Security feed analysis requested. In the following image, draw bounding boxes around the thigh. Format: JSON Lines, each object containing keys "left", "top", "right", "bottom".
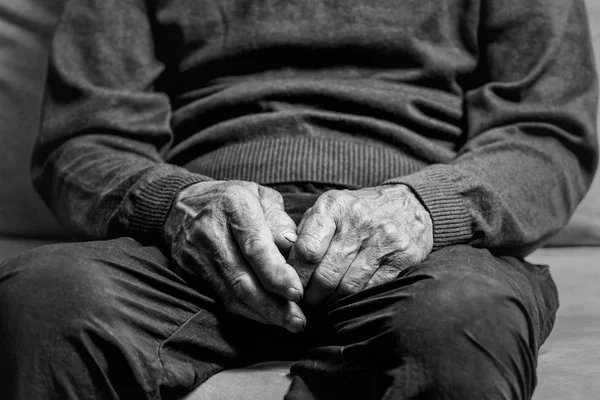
{"left": 287, "top": 245, "right": 559, "bottom": 400}
{"left": 333, "top": 245, "right": 557, "bottom": 344}
{"left": 0, "top": 237, "right": 301, "bottom": 399}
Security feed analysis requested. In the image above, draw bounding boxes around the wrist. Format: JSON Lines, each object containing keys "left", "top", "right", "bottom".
{"left": 379, "top": 183, "right": 434, "bottom": 254}
{"left": 163, "top": 180, "right": 220, "bottom": 246}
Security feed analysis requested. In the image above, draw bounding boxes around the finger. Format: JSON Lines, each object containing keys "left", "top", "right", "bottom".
{"left": 363, "top": 248, "right": 417, "bottom": 290}
{"left": 304, "top": 235, "right": 361, "bottom": 307}
{"left": 288, "top": 207, "right": 337, "bottom": 287}
{"left": 228, "top": 271, "right": 306, "bottom": 333}
{"left": 258, "top": 186, "right": 298, "bottom": 258}
{"left": 331, "top": 248, "right": 379, "bottom": 301}
{"left": 181, "top": 215, "right": 305, "bottom": 331}
{"left": 338, "top": 221, "right": 412, "bottom": 294}
{"left": 227, "top": 190, "right": 303, "bottom": 302}
{"left": 365, "top": 264, "right": 403, "bottom": 290}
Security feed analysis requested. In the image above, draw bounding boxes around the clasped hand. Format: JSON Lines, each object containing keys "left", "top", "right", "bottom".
{"left": 164, "top": 181, "right": 432, "bottom": 334}
{"left": 289, "top": 185, "right": 433, "bottom": 307}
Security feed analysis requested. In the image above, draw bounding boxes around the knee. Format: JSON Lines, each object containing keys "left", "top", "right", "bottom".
{"left": 382, "top": 272, "right": 533, "bottom": 359}
{"left": 336, "top": 272, "right": 536, "bottom": 399}
{"left": 403, "top": 275, "right": 536, "bottom": 398}
{"left": 408, "top": 272, "right": 529, "bottom": 333}
{"left": 338, "top": 270, "right": 529, "bottom": 343}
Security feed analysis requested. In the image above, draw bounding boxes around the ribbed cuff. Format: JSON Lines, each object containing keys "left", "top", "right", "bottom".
{"left": 384, "top": 165, "right": 473, "bottom": 250}
{"left": 123, "top": 166, "right": 211, "bottom": 244}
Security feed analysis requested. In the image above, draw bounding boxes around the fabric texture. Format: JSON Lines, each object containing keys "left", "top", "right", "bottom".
{"left": 0, "top": 241, "right": 597, "bottom": 400}
{"left": 0, "top": 236, "right": 558, "bottom": 400}
{"left": 31, "top": 0, "right": 598, "bottom": 256}
{"left": 182, "top": 247, "right": 600, "bottom": 400}
{"left": 1, "top": 0, "right": 600, "bottom": 246}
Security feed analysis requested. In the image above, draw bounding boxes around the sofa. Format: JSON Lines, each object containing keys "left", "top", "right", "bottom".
{"left": 1, "top": 0, "right": 599, "bottom": 399}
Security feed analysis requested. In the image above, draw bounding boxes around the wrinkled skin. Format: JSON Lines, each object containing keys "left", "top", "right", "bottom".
{"left": 164, "top": 180, "right": 306, "bottom": 333}
{"left": 289, "top": 185, "right": 433, "bottom": 307}
{"left": 164, "top": 181, "right": 433, "bottom": 332}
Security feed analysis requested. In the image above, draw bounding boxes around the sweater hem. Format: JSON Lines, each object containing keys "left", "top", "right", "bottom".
{"left": 183, "top": 137, "right": 428, "bottom": 189}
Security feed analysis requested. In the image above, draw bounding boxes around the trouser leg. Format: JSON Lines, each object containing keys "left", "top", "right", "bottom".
{"left": 0, "top": 237, "right": 302, "bottom": 400}
{"left": 286, "top": 245, "right": 559, "bottom": 400}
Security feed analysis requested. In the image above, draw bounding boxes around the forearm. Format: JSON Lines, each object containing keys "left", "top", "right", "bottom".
{"left": 387, "top": 0, "right": 599, "bottom": 256}
{"left": 32, "top": 133, "right": 209, "bottom": 243}
{"left": 388, "top": 132, "right": 596, "bottom": 256}
{"left": 32, "top": 0, "right": 215, "bottom": 243}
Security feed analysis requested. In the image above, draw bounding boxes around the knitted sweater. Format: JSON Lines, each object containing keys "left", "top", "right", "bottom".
{"left": 35, "top": 0, "right": 598, "bottom": 256}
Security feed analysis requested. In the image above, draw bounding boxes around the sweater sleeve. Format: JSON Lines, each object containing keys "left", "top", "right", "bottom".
{"left": 32, "top": 0, "right": 210, "bottom": 244}
{"left": 385, "top": 0, "right": 599, "bottom": 257}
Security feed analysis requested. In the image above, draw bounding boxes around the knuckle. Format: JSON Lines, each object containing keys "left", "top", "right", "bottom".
{"left": 348, "top": 196, "right": 368, "bottom": 214}
{"left": 371, "top": 225, "right": 408, "bottom": 251}
{"left": 240, "top": 235, "right": 269, "bottom": 260}
{"left": 221, "top": 181, "right": 240, "bottom": 194}
{"left": 300, "top": 237, "right": 323, "bottom": 264}
{"left": 324, "top": 189, "right": 342, "bottom": 200}
{"left": 224, "top": 187, "right": 244, "bottom": 204}
{"left": 259, "top": 187, "right": 285, "bottom": 214}
{"left": 349, "top": 203, "right": 371, "bottom": 229}
{"left": 316, "top": 190, "right": 343, "bottom": 212}
{"left": 380, "top": 220, "right": 400, "bottom": 239}
{"left": 222, "top": 183, "right": 253, "bottom": 206}
{"left": 230, "top": 274, "right": 253, "bottom": 300}
{"left": 263, "top": 186, "right": 284, "bottom": 203}
{"left": 328, "top": 189, "right": 346, "bottom": 199}
{"left": 194, "top": 215, "right": 216, "bottom": 234}
{"left": 314, "top": 265, "right": 340, "bottom": 289}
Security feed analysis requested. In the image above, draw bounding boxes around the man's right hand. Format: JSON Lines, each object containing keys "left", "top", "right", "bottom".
{"left": 164, "top": 180, "right": 306, "bottom": 333}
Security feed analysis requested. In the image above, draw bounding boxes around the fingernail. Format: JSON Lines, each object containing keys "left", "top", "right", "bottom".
{"left": 283, "top": 232, "right": 298, "bottom": 243}
{"left": 285, "top": 287, "right": 302, "bottom": 302}
{"left": 287, "top": 316, "right": 306, "bottom": 333}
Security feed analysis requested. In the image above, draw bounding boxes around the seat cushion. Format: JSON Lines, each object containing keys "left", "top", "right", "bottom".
{"left": 2, "top": 240, "right": 597, "bottom": 399}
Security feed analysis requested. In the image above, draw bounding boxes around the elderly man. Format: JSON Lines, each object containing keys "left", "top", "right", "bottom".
{"left": 0, "top": 0, "right": 597, "bottom": 399}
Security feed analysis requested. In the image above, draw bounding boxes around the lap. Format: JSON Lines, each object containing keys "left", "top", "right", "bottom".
{"left": 0, "top": 238, "right": 558, "bottom": 399}
{"left": 288, "top": 245, "right": 558, "bottom": 399}
{"left": 0, "top": 237, "right": 303, "bottom": 398}
{"left": 0, "top": 238, "right": 557, "bottom": 348}
{"left": 0, "top": 237, "right": 205, "bottom": 328}
{"left": 322, "top": 245, "right": 557, "bottom": 347}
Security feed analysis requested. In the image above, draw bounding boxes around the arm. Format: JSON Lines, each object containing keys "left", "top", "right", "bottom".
{"left": 33, "top": 0, "right": 305, "bottom": 332}
{"left": 387, "top": 0, "right": 599, "bottom": 256}
{"left": 289, "top": 0, "right": 598, "bottom": 306}
{"left": 33, "top": 0, "right": 207, "bottom": 244}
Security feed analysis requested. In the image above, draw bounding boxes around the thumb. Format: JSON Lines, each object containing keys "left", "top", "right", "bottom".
{"left": 258, "top": 186, "right": 298, "bottom": 258}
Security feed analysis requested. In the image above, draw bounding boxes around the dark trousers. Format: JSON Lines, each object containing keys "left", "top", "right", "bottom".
{"left": 0, "top": 185, "right": 558, "bottom": 400}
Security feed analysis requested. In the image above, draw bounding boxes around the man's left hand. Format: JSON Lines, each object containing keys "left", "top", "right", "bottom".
{"left": 288, "top": 184, "right": 433, "bottom": 307}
